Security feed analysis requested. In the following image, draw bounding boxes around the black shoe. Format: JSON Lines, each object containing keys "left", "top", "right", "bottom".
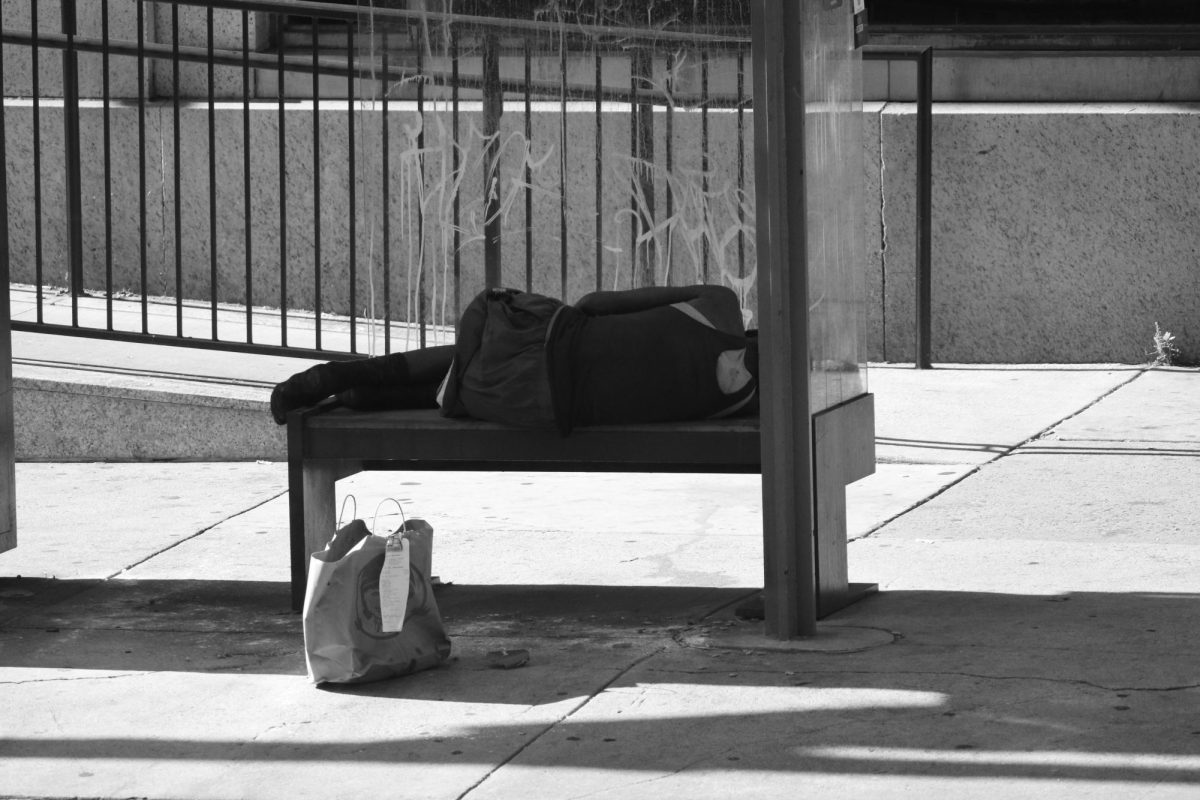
{"left": 269, "top": 366, "right": 330, "bottom": 424}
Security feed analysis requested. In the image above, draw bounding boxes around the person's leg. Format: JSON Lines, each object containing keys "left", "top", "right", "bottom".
{"left": 269, "top": 345, "right": 454, "bottom": 423}
{"left": 336, "top": 377, "right": 443, "bottom": 413}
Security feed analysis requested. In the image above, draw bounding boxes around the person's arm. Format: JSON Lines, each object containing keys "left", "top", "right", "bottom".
{"left": 573, "top": 285, "right": 718, "bottom": 316}
{"left": 575, "top": 284, "right": 746, "bottom": 335}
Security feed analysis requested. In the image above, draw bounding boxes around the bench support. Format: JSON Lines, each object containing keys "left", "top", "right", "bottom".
{"left": 287, "top": 408, "right": 361, "bottom": 609}
{"left": 813, "top": 393, "right": 877, "bottom": 617}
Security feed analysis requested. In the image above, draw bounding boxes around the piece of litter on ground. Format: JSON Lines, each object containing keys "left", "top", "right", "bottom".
{"left": 486, "top": 649, "right": 530, "bottom": 669}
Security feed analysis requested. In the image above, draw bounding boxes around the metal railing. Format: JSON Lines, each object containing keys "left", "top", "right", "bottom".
{"left": 1, "top": 0, "right": 759, "bottom": 359}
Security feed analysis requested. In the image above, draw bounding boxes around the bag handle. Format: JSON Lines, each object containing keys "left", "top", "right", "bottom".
{"left": 337, "top": 494, "right": 357, "bottom": 527}
{"left": 372, "top": 497, "right": 407, "bottom": 536}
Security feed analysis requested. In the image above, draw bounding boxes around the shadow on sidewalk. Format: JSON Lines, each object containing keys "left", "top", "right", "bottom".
{"left": 0, "top": 576, "right": 753, "bottom": 678}
{"left": 3, "top": 578, "right": 1200, "bottom": 788}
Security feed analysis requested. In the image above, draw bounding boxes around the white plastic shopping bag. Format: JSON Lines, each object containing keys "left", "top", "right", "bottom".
{"left": 301, "top": 498, "right": 451, "bottom": 685}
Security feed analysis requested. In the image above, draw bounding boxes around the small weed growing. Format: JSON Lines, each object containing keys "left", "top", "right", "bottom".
{"left": 1150, "top": 322, "right": 1180, "bottom": 366}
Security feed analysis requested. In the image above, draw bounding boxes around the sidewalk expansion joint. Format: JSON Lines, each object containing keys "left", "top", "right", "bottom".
{"left": 455, "top": 645, "right": 668, "bottom": 800}
{"left": 850, "top": 367, "right": 1152, "bottom": 543}
{"left": 107, "top": 489, "right": 290, "bottom": 580}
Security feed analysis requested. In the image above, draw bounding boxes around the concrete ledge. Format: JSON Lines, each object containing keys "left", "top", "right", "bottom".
{"left": 14, "top": 364, "right": 284, "bottom": 462}
{"left": 9, "top": 330, "right": 320, "bottom": 462}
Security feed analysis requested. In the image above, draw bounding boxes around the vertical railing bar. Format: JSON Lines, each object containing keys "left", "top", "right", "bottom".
{"left": 208, "top": 6, "right": 219, "bottom": 341}
{"left": 102, "top": 0, "right": 114, "bottom": 330}
{"left": 414, "top": 27, "right": 424, "bottom": 347}
{"left": 701, "top": 49, "right": 710, "bottom": 285}
{"left": 664, "top": 51, "right": 675, "bottom": 287}
{"left": 628, "top": 51, "right": 636, "bottom": 288}
{"left": 915, "top": 46, "right": 934, "bottom": 369}
{"left": 629, "top": 47, "right": 657, "bottom": 288}
{"left": 242, "top": 9, "right": 253, "bottom": 344}
{"left": 31, "top": 2, "right": 43, "bottom": 323}
{"left": 277, "top": 15, "right": 288, "bottom": 347}
{"left": 481, "top": 31, "right": 501, "bottom": 291}
{"left": 137, "top": 1, "right": 148, "bottom": 333}
{"left": 172, "top": 6, "right": 183, "bottom": 337}
{"left": 346, "top": 21, "right": 357, "bottom": 353}
{"left": 451, "top": 31, "right": 460, "bottom": 323}
{"left": 381, "top": 38, "right": 391, "bottom": 353}
{"left": 523, "top": 39, "right": 532, "bottom": 293}
{"left": 594, "top": 48, "right": 603, "bottom": 292}
{"left": 558, "top": 31, "right": 568, "bottom": 297}
{"left": 736, "top": 50, "right": 746, "bottom": 279}
{"left": 276, "top": 14, "right": 288, "bottom": 345}
{"left": 62, "top": 0, "right": 83, "bottom": 327}
{"left": 0, "top": 8, "right": 8, "bottom": 311}
{"left": 312, "top": 17, "right": 322, "bottom": 350}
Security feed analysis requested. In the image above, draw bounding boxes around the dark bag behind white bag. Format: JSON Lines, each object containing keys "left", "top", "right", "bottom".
{"left": 302, "top": 499, "right": 451, "bottom": 685}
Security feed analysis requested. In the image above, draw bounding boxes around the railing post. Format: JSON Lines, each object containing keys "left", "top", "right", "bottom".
{"left": 630, "top": 46, "right": 655, "bottom": 287}
{"left": 915, "top": 46, "right": 933, "bottom": 369}
{"left": 0, "top": 9, "right": 9, "bottom": 281}
{"left": 482, "top": 32, "right": 502, "bottom": 288}
{"left": 61, "top": 0, "right": 84, "bottom": 304}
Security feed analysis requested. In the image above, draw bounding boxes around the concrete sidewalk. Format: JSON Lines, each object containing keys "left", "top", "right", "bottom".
{"left": 2, "top": 354, "right": 1199, "bottom": 799}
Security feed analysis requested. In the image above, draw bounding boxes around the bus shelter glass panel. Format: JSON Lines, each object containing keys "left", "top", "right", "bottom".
{"left": 801, "top": 1, "right": 867, "bottom": 413}
{"left": 328, "top": 2, "right": 757, "bottom": 350}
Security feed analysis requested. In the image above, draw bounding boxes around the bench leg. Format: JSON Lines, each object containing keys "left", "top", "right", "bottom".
{"left": 813, "top": 393, "right": 877, "bottom": 617}
{"left": 289, "top": 459, "right": 343, "bottom": 610}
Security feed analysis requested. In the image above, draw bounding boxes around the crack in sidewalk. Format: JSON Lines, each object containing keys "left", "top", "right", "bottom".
{"left": 456, "top": 646, "right": 667, "bottom": 800}
{"left": 0, "top": 671, "right": 147, "bottom": 686}
{"left": 106, "top": 489, "right": 290, "bottom": 580}
{"left": 851, "top": 367, "right": 1151, "bottom": 543}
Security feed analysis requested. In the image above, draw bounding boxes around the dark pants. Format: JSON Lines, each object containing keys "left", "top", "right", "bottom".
{"left": 321, "top": 345, "right": 454, "bottom": 411}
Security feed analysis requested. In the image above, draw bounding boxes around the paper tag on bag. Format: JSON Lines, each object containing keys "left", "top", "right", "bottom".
{"left": 378, "top": 534, "right": 410, "bottom": 633}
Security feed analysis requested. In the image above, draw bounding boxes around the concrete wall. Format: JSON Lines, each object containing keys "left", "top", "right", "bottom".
{"left": 867, "top": 102, "right": 1200, "bottom": 364}
{"left": 6, "top": 99, "right": 1198, "bottom": 364}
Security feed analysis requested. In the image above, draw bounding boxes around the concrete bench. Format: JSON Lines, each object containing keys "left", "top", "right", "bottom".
{"left": 285, "top": 399, "right": 875, "bottom": 623}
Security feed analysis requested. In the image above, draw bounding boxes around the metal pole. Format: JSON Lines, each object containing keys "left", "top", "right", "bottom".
{"left": 915, "top": 46, "right": 933, "bottom": 369}
{"left": 62, "top": 0, "right": 84, "bottom": 307}
{"left": 750, "top": 0, "right": 817, "bottom": 639}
